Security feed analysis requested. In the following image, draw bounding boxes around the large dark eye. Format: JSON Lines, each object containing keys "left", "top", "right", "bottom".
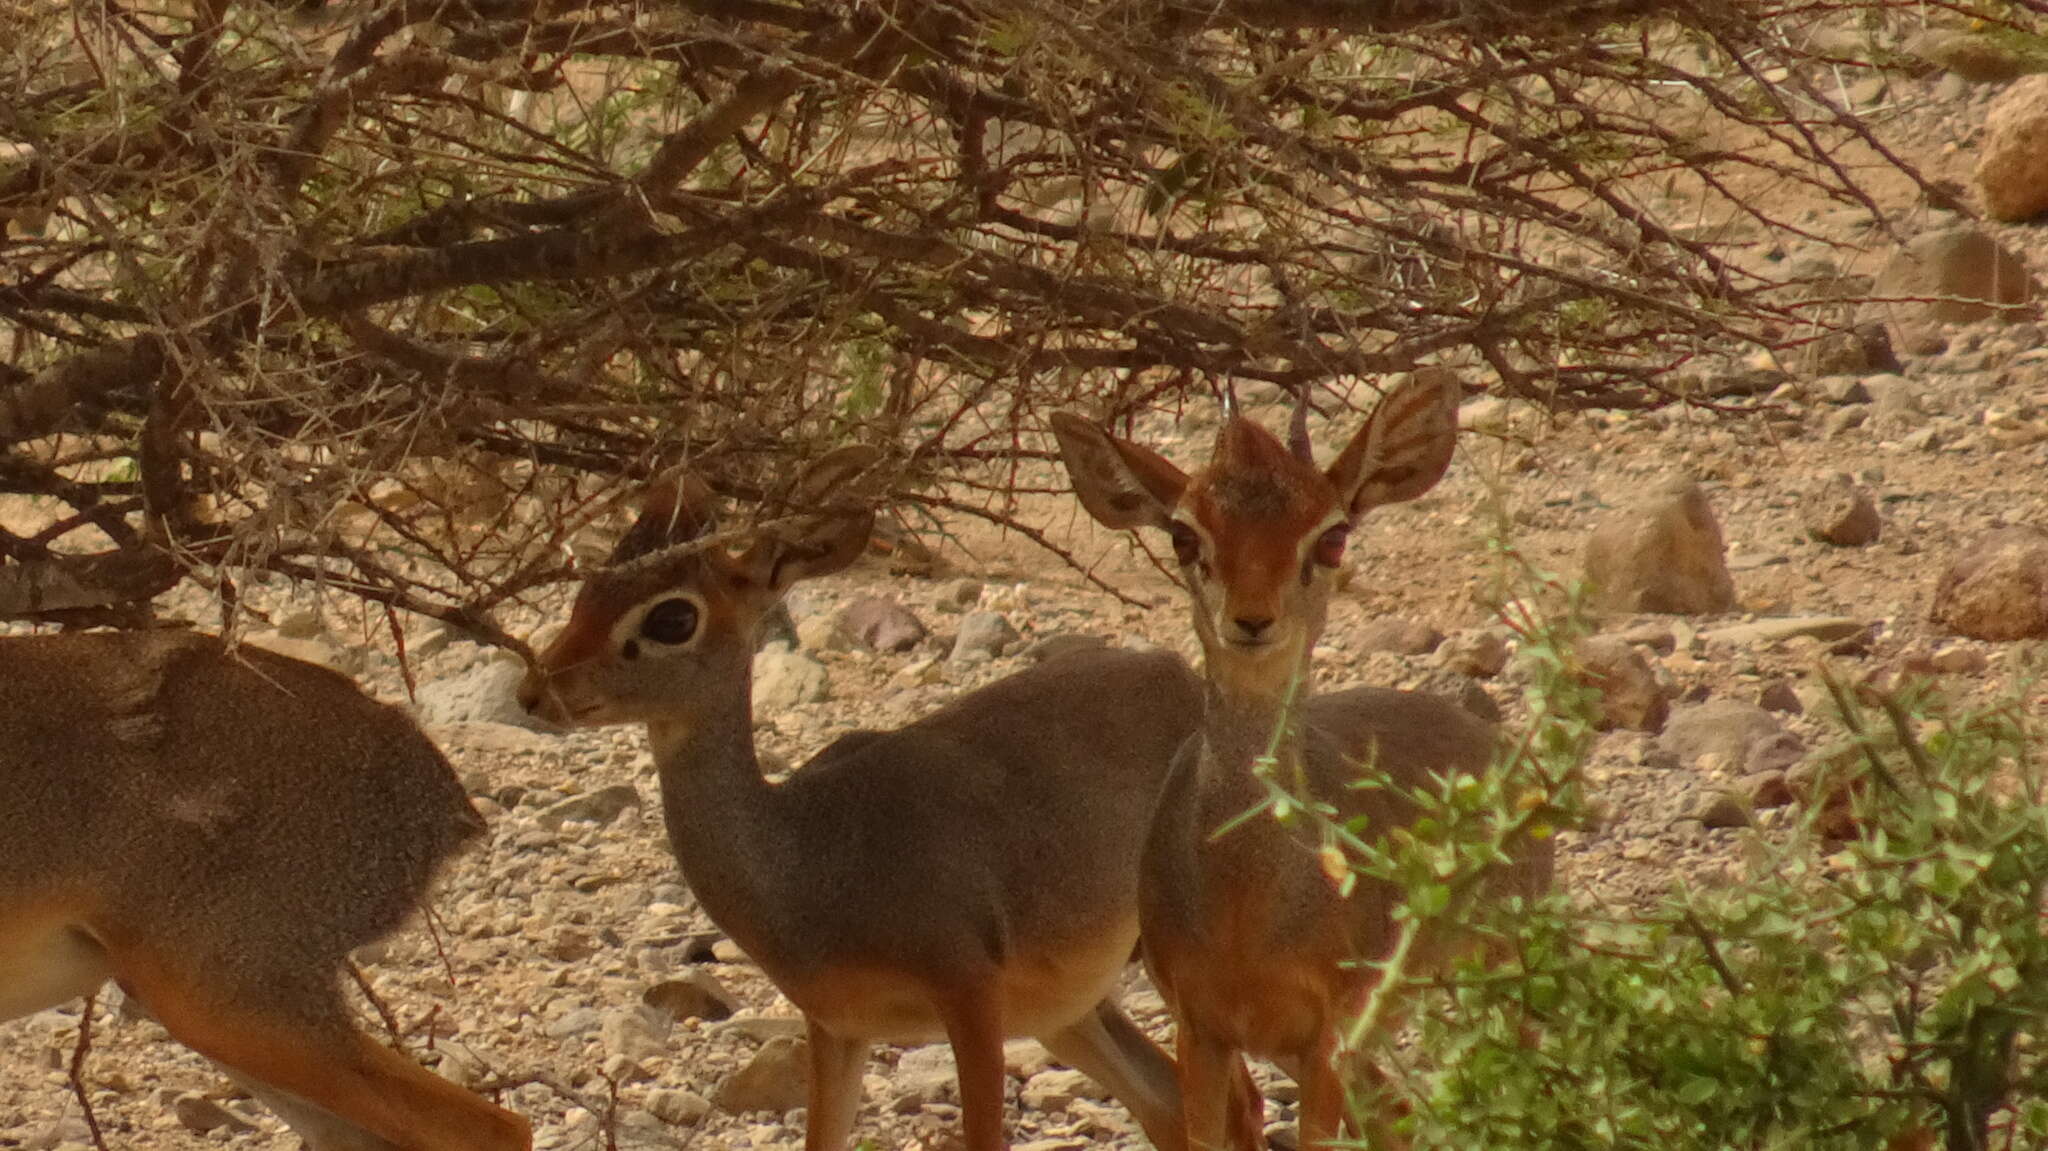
{"left": 1166, "top": 521, "right": 1202, "bottom": 568}
{"left": 639, "top": 598, "right": 700, "bottom": 645}
{"left": 1312, "top": 525, "right": 1349, "bottom": 568}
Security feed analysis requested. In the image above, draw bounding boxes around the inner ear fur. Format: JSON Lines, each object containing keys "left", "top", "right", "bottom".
{"left": 1049, "top": 411, "right": 1190, "bottom": 531}
{"left": 1323, "top": 369, "right": 1460, "bottom": 519}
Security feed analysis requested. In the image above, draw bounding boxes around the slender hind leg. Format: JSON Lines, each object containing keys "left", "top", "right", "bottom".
{"left": 1039, "top": 1000, "right": 1184, "bottom": 1151}
{"left": 804, "top": 1020, "right": 868, "bottom": 1151}
{"left": 112, "top": 944, "right": 528, "bottom": 1151}
{"left": 1179, "top": 1023, "right": 1259, "bottom": 1151}
{"left": 940, "top": 986, "right": 1008, "bottom": 1151}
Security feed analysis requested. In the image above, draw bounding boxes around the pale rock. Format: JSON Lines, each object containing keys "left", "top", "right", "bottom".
{"left": 891, "top": 657, "right": 944, "bottom": 688}
{"left": 647, "top": 1089, "right": 713, "bottom": 1126}
{"left": 752, "top": 646, "right": 830, "bottom": 710}
{"left": 841, "top": 595, "right": 927, "bottom": 652}
{"left": 537, "top": 784, "right": 642, "bottom": 830}
{"left": 1802, "top": 474, "right": 1881, "bottom": 546}
{"left": 1436, "top": 628, "right": 1509, "bottom": 678}
{"left": 796, "top": 613, "right": 853, "bottom": 653}
{"left": 1583, "top": 477, "right": 1737, "bottom": 615}
{"left": 602, "top": 1008, "right": 672, "bottom": 1063}
{"left": 951, "top": 611, "right": 1020, "bottom": 662}
{"left": 716, "top": 1037, "right": 811, "bottom": 1115}
{"left": 1932, "top": 528, "right": 2048, "bottom": 640}
{"left": 1976, "top": 75, "right": 2048, "bottom": 222}
{"left": 172, "top": 1094, "right": 257, "bottom": 1135}
{"left": 1576, "top": 636, "right": 1668, "bottom": 732}
{"left": 1659, "top": 700, "right": 1784, "bottom": 771}
{"left": 417, "top": 656, "right": 543, "bottom": 728}
{"left": 1354, "top": 616, "right": 1444, "bottom": 656}
{"left": 1021, "top": 1068, "right": 1105, "bottom": 1111}
{"left": 643, "top": 970, "right": 741, "bottom": 1023}
{"left": 1871, "top": 227, "right": 2038, "bottom": 333}
{"left": 1699, "top": 617, "right": 1866, "bottom": 647}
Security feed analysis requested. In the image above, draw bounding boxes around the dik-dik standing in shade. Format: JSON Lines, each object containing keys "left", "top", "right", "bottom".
{"left": 0, "top": 630, "right": 530, "bottom": 1151}
{"left": 517, "top": 451, "right": 1249, "bottom": 1151}
{"left": 1053, "top": 374, "right": 1554, "bottom": 1150}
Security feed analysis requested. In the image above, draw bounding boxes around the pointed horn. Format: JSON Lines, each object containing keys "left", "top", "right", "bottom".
{"left": 1288, "top": 386, "right": 1314, "bottom": 462}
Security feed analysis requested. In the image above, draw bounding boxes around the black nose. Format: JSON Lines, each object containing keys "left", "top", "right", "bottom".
{"left": 1234, "top": 616, "right": 1273, "bottom": 638}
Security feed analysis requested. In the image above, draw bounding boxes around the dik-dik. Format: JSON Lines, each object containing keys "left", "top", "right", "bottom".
{"left": 0, "top": 629, "right": 530, "bottom": 1151}
{"left": 1053, "top": 375, "right": 1555, "bottom": 1150}
{"left": 517, "top": 451, "right": 1254, "bottom": 1151}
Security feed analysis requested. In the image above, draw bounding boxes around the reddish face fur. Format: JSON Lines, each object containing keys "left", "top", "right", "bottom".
{"left": 1182, "top": 419, "right": 1345, "bottom": 650}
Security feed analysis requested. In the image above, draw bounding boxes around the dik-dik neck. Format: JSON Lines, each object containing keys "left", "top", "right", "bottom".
{"left": 1192, "top": 643, "right": 1317, "bottom": 809}
{"left": 642, "top": 656, "right": 800, "bottom": 955}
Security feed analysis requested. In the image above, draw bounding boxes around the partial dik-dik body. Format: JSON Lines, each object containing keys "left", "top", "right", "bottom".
{"left": 1055, "top": 373, "right": 1554, "bottom": 1150}
{"left": 0, "top": 630, "right": 529, "bottom": 1151}
{"left": 518, "top": 455, "right": 1234, "bottom": 1151}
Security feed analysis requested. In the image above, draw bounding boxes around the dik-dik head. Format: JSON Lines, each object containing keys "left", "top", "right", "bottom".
{"left": 1052, "top": 372, "right": 1459, "bottom": 698}
{"left": 518, "top": 447, "right": 877, "bottom": 728}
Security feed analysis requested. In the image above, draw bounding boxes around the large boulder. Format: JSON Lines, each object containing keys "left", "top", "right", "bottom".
{"left": 1871, "top": 228, "right": 2038, "bottom": 334}
{"left": 1583, "top": 476, "right": 1737, "bottom": 615}
{"left": 1932, "top": 528, "right": 2048, "bottom": 640}
{"left": 1976, "top": 75, "right": 2048, "bottom": 222}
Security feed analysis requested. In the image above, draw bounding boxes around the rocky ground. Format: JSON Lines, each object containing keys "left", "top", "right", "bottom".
{"left": 7, "top": 24, "right": 2048, "bottom": 1151}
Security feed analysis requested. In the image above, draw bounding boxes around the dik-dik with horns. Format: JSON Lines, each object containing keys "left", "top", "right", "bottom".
{"left": 1053, "top": 373, "right": 1554, "bottom": 1150}
{"left": 518, "top": 450, "right": 1256, "bottom": 1151}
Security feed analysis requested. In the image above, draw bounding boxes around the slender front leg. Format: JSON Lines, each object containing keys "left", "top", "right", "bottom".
{"left": 805, "top": 1019, "right": 869, "bottom": 1151}
{"left": 941, "top": 987, "right": 1009, "bottom": 1151}
{"left": 1178, "top": 1021, "right": 1250, "bottom": 1151}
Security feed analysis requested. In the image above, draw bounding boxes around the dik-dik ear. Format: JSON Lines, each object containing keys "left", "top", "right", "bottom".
{"left": 1323, "top": 369, "right": 1461, "bottom": 521}
{"left": 611, "top": 470, "right": 720, "bottom": 565}
{"left": 1049, "top": 411, "right": 1190, "bottom": 532}
{"left": 739, "top": 445, "right": 880, "bottom": 593}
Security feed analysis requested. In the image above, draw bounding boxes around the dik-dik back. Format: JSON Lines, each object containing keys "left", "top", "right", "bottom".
{"left": 0, "top": 631, "right": 481, "bottom": 956}
{"left": 0, "top": 629, "right": 527, "bottom": 1151}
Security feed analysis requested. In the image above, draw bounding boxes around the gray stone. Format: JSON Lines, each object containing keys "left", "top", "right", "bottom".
{"left": 716, "top": 1036, "right": 810, "bottom": 1115}
{"left": 1932, "top": 527, "right": 2048, "bottom": 640}
{"left": 602, "top": 1008, "right": 672, "bottom": 1063}
{"left": 643, "top": 970, "right": 741, "bottom": 1023}
{"left": 416, "top": 658, "right": 545, "bottom": 729}
{"left": 1354, "top": 616, "right": 1444, "bottom": 656}
{"left": 1659, "top": 700, "right": 1784, "bottom": 770}
{"left": 951, "top": 611, "right": 1020, "bottom": 662}
{"left": 537, "top": 784, "right": 642, "bottom": 830}
{"left": 172, "top": 1094, "right": 257, "bottom": 1135}
{"left": 1699, "top": 616, "right": 1867, "bottom": 647}
{"left": 752, "top": 646, "right": 830, "bottom": 710}
{"left": 1021, "top": 1068, "right": 1106, "bottom": 1111}
{"left": 1021, "top": 633, "right": 1111, "bottom": 663}
{"left": 545, "top": 1007, "right": 604, "bottom": 1038}
{"left": 1583, "top": 477, "right": 1737, "bottom": 615}
{"left": 647, "top": 1089, "right": 713, "bottom": 1126}
{"left": 842, "top": 595, "right": 928, "bottom": 652}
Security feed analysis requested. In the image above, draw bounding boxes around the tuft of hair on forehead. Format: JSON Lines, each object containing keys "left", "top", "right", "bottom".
{"left": 1200, "top": 416, "right": 1331, "bottom": 520}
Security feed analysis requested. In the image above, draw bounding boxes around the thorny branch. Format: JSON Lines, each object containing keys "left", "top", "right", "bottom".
{"left": 0, "top": 0, "right": 2015, "bottom": 627}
